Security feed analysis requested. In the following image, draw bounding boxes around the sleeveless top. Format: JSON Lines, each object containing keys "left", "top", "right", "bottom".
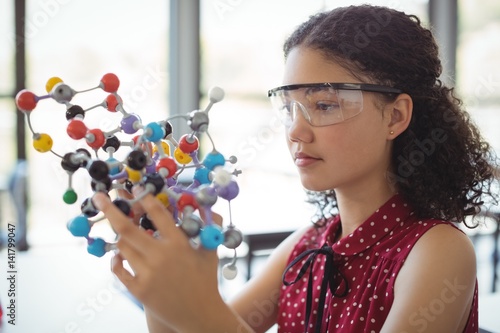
{"left": 278, "top": 194, "right": 478, "bottom": 333}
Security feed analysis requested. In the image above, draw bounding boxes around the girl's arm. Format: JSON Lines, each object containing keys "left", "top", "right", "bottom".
{"left": 380, "top": 224, "right": 477, "bottom": 333}
{"left": 145, "top": 307, "right": 178, "bottom": 333}
{"left": 229, "top": 225, "right": 312, "bottom": 332}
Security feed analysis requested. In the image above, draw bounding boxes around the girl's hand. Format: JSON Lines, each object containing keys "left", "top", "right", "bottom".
{"left": 114, "top": 183, "right": 145, "bottom": 226}
{"left": 92, "top": 189, "right": 226, "bottom": 332}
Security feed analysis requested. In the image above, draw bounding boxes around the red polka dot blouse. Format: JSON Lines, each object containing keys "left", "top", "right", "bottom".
{"left": 278, "top": 194, "right": 478, "bottom": 333}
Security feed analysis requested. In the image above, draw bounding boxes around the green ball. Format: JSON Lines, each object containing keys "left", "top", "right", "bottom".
{"left": 63, "top": 189, "right": 78, "bottom": 204}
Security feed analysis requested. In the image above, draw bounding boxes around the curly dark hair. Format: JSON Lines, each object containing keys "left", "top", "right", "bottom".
{"left": 284, "top": 5, "right": 498, "bottom": 226}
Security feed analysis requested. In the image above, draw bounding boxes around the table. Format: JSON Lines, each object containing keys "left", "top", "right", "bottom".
{"left": 0, "top": 246, "right": 148, "bottom": 333}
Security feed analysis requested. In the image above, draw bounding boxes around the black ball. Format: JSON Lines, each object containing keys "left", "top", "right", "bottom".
{"left": 76, "top": 148, "right": 91, "bottom": 167}
{"left": 143, "top": 173, "right": 165, "bottom": 195}
{"left": 113, "top": 199, "right": 132, "bottom": 217}
{"left": 140, "top": 214, "right": 156, "bottom": 231}
{"left": 163, "top": 121, "right": 173, "bottom": 138}
{"left": 61, "top": 152, "right": 80, "bottom": 172}
{"left": 127, "top": 150, "right": 147, "bottom": 170}
{"left": 124, "top": 179, "right": 134, "bottom": 193}
{"left": 91, "top": 176, "right": 112, "bottom": 192}
{"left": 87, "top": 160, "right": 109, "bottom": 181}
{"left": 65, "top": 105, "right": 85, "bottom": 120}
{"left": 81, "top": 197, "right": 99, "bottom": 217}
{"left": 102, "top": 136, "right": 121, "bottom": 153}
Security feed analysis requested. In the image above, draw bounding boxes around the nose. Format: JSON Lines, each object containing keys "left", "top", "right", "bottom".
{"left": 287, "top": 103, "right": 313, "bottom": 143}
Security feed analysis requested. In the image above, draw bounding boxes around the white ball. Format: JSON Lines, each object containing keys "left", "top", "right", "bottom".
{"left": 213, "top": 168, "right": 231, "bottom": 186}
{"left": 209, "top": 86, "right": 225, "bottom": 103}
{"left": 222, "top": 263, "right": 238, "bottom": 280}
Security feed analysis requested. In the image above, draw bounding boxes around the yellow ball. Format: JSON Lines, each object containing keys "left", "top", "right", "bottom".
{"left": 153, "top": 141, "right": 170, "bottom": 156}
{"left": 156, "top": 192, "right": 170, "bottom": 207}
{"left": 174, "top": 147, "right": 192, "bottom": 165}
{"left": 45, "top": 77, "right": 63, "bottom": 93}
{"left": 125, "top": 166, "right": 142, "bottom": 183}
{"left": 32, "top": 133, "right": 53, "bottom": 153}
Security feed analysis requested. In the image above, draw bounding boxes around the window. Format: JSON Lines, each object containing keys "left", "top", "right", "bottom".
{"left": 200, "top": 0, "right": 428, "bottom": 234}
{"left": 21, "top": 0, "right": 169, "bottom": 245}
{"left": 0, "top": 0, "right": 16, "bottom": 180}
{"left": 457, "top": 0, "right": 500, "bottom": 154}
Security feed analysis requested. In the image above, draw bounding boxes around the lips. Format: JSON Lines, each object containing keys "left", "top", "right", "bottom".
{"left": 294, "top": 152, "right": 321, "bottom": 167}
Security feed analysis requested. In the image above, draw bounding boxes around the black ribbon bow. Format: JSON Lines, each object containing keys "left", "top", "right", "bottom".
{"left": 282, "top": 243, "right": 349, "bottom": 333}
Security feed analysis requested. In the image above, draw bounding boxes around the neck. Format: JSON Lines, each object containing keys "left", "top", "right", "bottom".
{"left": 335, "top": 181, "right": 395, "bottom": 239}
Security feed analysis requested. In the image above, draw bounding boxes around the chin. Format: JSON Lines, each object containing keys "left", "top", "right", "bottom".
{"left": 300, "top": 178, "right": 334, "bottom": 192}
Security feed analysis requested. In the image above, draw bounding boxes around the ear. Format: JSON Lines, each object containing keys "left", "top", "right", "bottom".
{"left": 386, "top": 93, "right": 412, "bottom": 140}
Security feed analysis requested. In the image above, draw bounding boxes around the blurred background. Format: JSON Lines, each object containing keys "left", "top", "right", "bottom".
{"left": 0, "top": 0, "right": 499, "bottom": 332}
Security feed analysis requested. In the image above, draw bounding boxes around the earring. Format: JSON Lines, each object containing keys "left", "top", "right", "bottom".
{"left": 390, "top": 131, "right": 394, "bottom": 135}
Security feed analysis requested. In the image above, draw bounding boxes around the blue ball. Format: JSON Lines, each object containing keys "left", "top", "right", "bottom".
{"left": 194, "top": 167, "right": 211, "bottom": 185}
{"left": 199, "top": 224, "right": 224, "bottom": 250}
{"left": 203, "top": 152, "right": 225, "bottom": 170}
{"left": 67, "top": 215, "right": 91, "bottom": 237}
{"left": 144, "top": 122, "right": 165, "bottom": 142}
{"left": 87, "top": 238, "right": 107, "bottom": 257}
{"left": 106, "top": 157, "right": 122, "bottom": 175}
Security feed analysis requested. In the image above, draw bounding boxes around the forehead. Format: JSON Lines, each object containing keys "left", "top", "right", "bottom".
{"left": 283, "top": 47, "right": 359, "bottom": 85}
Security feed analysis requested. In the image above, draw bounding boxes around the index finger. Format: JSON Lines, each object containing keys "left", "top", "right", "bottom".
{"left": 92, "top": 192, "right": 153, "bottom": 252}
{"left": 134, "top": 188, "right": 184, "bottom": 239}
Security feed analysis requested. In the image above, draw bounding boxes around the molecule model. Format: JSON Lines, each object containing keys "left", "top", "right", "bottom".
{"left": 16, "top": 73, "right": 243, "bottom": 279}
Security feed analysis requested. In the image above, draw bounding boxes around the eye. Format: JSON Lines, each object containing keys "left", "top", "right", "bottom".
{"left": 315, "top": 101, "right": 340, "bottom": 113}
{"left": 279, "top": 99, "right": 293, "bottom": 115}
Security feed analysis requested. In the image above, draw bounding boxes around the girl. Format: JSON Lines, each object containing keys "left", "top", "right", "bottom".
{"left": 93, "top": 5, "right": 497, "bottom": 333}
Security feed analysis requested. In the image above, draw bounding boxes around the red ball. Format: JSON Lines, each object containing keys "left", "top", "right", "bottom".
{"left": 67, "top": 119, "right": 88, "bottom": 140}
{"left": 177, "top": 193, "right": 199, "bottom": 212}
{"left": 132, "top": 135, "right": 140, "bottom": 145}
{"left": 178, "top": 134, "right": 199, "bottom": 154}
{"left": 132, "top": 135, "right": 152, "bottom": 153}
{"left": 105, "top": 94, "right": 121, "bottom": 112}
{"left": 86, "top": 128, "right": 106, "bottom": 149}
{"left": 15, "top": 90, "right": 38, "bottom": 112}
{"left": 100, "top": 73, "right": 120, "bottom": 93}
{"left": 156, "top": 157, "right": 178, "bottom": 178}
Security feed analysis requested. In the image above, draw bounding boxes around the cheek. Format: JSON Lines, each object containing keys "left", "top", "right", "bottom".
{"left": 330, "top": 121, "right": 387, "bottom": 162}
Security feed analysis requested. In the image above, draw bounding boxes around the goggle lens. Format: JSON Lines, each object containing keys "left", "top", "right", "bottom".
{"left": 269, "top": 87, "right": 364, "bottom": 127}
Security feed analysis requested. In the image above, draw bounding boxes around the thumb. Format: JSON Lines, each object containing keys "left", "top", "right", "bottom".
{"left": 211, "top": 211, "right": 223, "bottom": 227}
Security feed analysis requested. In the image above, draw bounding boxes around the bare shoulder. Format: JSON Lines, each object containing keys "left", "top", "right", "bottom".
{"left": 381, "top": 223, "right": 477, "bottom": 333}
{"left": 397, "top": 223, "right": 476, "bottom": 291}
{"left": 405, "top": 223, "right": 476, "bottom": 271}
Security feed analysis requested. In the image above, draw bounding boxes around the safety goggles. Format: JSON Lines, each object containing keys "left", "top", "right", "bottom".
{"left": 267, "top": 83, "right": 402, "bottom": 127}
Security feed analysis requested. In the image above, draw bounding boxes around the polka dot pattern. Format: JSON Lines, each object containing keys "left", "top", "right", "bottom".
{"left": 278, "top": 194, "right": 478, "bottom": 333}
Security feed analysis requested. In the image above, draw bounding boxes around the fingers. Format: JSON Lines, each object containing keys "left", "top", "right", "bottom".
{"left": 93, "top": 192, "right": 153, "bottom": 253}
{"left": 199, "top": 207, "right": 223, "bottom": 227}
{"left": 133, "top": 188, "right": 183, "bottom": 239}
{"left": 115, "top": 237, "right": 149, "bottom": 273}
{"left": 212, "top": 211, "right": 223, "bottom": 227}
{"left": 111, "top": 253, "right": 135, "bottom": 285}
